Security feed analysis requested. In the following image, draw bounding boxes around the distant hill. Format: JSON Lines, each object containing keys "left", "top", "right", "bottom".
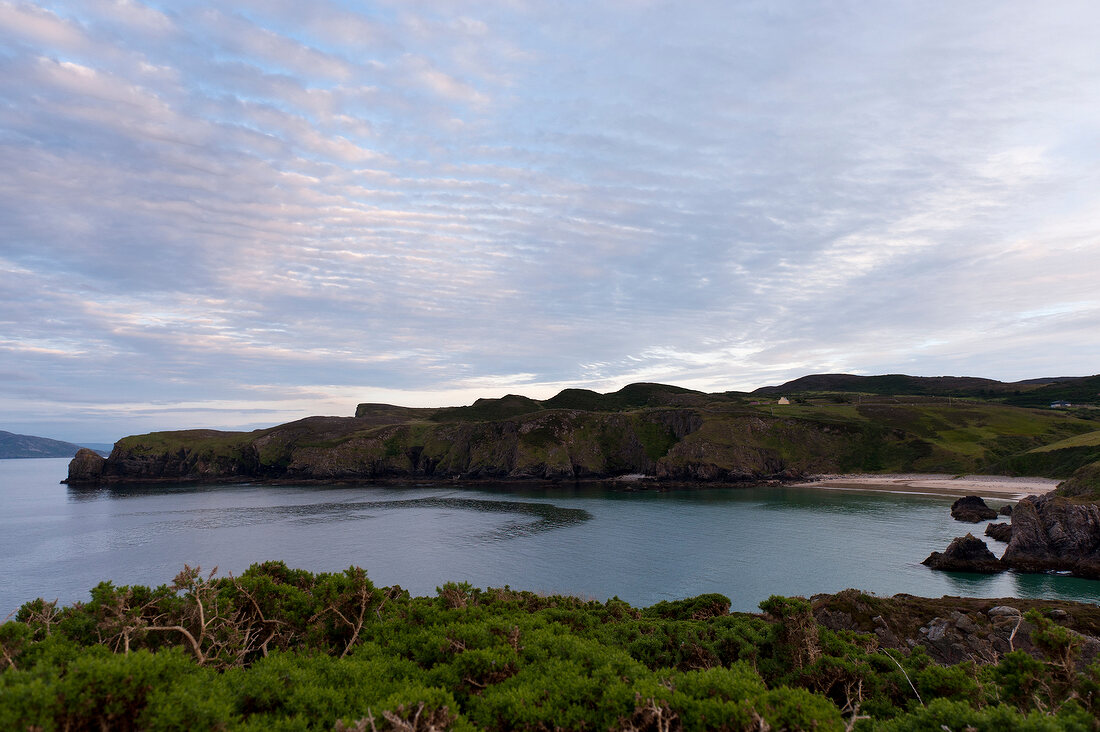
{"left": 356, "top": 382, "right": 717, "bottom": 423}
{"left": 0, "top": 431, "right": 86, "bottom": 459}
{"left": 753, "top": 373, "right": 1010, "bottom": 396}
{"left": 1001, "top": 375, "right": 1100, "bottom": 407}
{"left": 754, "top": 373, "right": 1099, "bottom": 405}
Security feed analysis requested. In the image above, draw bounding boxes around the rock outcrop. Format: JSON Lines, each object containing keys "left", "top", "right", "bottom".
{"left": 813, "top": 589, "right": 1100, "bottom": 668}
{"left": 922, "top": 534, "right": 1005, "bottom": 573}
{"left": 1001, "top": 494, "right": 1100, "bottom": 578}
{"left": 66, "top": 448, "right": 106, "bottom": 483}
{"left": 984, "top": 522, "right": 1012, "bottom": 542}
{"left": 950, "top": 495, "right": 998, "bottom": 522}
{"left": 999, "top": 504, "right": 1013, "bottom": 516}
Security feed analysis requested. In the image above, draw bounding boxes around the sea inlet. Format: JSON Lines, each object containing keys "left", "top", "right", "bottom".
{"left": 3, "top": 457, "right": 1098, "bottom": 616}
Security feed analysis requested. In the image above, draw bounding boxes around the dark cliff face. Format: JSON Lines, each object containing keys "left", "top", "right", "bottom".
{"left": 1002, "top": 494, "right": 1100, "bottom": 578}
{"left": 63, "top": 408, "right": 861, "bottom": 486}
{"left": 64, "top": 394, "right": 1100, "bottom": 490}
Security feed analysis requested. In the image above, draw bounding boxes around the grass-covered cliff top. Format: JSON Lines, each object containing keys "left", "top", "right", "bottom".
{"left": 70, "top": 372, "right": 1100, "bottom": 484}
{"left": 74, "top": 374, "right": 1100, "bottom": 486}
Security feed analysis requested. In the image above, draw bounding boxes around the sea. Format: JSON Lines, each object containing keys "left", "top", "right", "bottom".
{"left": 3, "top": 457, "right": 1099, "bottom": 617}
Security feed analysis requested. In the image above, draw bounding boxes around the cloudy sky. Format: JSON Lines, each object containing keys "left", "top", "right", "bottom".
{"left": 2, "top": 1, "right": 1099, "bottom": 443}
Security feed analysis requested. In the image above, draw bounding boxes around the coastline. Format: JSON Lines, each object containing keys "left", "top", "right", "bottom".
{"left": 795, "top": 473, "right": 1060, "bottom": 499}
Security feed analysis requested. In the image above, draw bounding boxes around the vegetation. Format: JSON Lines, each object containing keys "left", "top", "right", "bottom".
{"left": 1053, "top": 460, "right": 1100, "bottom": 501}
{"left": 3, "top": 565, "right": 1100, "bottom": 731}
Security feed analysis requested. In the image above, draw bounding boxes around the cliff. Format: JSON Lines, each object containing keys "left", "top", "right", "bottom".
{"left": 66, "top": 409, "right": 835, "bottom": 484}
{"left": 66, "top": 382, "right": 1100, "bottom": 486}
{"left": 1000, "top": 460, "right": 1100, "bottom": 578}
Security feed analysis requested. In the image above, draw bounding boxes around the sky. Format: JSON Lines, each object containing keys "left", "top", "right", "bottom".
{"left": 2, "top": 1, "right": 1099, "bottom": 444}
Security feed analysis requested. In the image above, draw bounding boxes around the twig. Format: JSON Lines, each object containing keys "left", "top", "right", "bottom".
{"left": 1009, "top": 613, "right": 1023, "bottom": 652}
{"left": 882, "top": 649, "right": 924, "bottom": 707}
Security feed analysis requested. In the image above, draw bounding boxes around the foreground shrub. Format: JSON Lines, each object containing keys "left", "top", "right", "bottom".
{"left": 3, "top": 565, "right": 1099, "bottom": 731}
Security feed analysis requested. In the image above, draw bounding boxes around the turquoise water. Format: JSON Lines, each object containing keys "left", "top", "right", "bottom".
{"left": 3, "top": 458, "right": 1099, "bottom": 616}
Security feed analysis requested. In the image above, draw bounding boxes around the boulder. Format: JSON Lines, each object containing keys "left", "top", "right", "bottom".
{"left": 950, "top": 495, "right": 998, "bottom": 522}
{"left": 66, "top": 448, "right": 106, "bottom": 484}
{"left": 985, "top": 522, "right": 1012, "bottom": 542}
{"left": 999, "top": 504, "right": 1013, "bottom": 517}
{"left": 922, "top": 534, "right": 1005, "bottom": 573}
{"left": 987, "top": 606, "right": 1020, "bottom": 617}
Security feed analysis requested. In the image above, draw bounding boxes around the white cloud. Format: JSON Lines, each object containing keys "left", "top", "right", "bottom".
{"left": 0, "top": 2, "right": 90, "bottom": 52}
{"left": 1, "top": 0, "right": 1098, "bottom": 442}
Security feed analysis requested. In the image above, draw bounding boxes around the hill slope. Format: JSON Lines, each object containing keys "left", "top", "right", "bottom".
{"left": 754, "top": 373, "right": 1100, "bottom": 407}
{"left": 0, "top": 430, "right": 85, "bottom": 459}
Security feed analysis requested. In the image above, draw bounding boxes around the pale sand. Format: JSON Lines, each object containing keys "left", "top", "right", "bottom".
{"left": 796, "top": 473, "right": 1060, "bottom": 500}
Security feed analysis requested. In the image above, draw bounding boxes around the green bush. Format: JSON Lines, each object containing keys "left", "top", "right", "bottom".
{"left": 3, "top": 567, "right": 1099, "bottom": 731}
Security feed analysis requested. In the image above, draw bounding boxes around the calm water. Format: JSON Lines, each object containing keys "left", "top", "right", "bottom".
{"left": 3, "top": 458, "right": 1099, "bottom": 617}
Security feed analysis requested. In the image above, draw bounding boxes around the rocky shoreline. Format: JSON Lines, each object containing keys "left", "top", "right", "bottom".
{"left": 922, "top": 491, "right": 1100, "bottom": 580}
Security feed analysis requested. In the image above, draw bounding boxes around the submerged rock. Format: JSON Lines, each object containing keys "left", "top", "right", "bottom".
{"left": 950, "top": 495, "right": 998, "bottom": 523}
{"left": 922, "top": 534, "right": 1005, "bottom": 573}
{"left": 985, "top": 522, "right": 1013, "bottom": 543}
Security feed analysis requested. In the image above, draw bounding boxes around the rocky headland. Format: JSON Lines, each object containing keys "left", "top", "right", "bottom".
{"left": 923, "top": 461, "right": 1100, "bottom": 579}
{"left": 65, "top": 380, "right": 1100, "bottom": 489}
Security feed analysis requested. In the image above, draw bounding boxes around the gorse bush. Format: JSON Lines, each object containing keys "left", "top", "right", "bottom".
{"left": 2, "top": 563, "right": 1099, "bottom": 730}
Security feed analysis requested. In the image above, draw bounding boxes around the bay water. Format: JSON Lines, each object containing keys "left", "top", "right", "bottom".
{"left": 3, "top": 457, "right": 1099, "bottom": 617}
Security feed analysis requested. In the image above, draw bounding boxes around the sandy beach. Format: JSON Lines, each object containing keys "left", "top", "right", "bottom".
{"left": 796, "top": 473, "right": 1060, "bottom": 500}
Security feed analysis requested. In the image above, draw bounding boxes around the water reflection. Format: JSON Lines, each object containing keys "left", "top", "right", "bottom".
{"left": 349, "top": 497, "right": 592, "bottom": 540}
{"left": 66, "top": 482, "right": 249, "bottom": 502}
{"left": 118, "top": 496, "right": 592, "bottom": 539}
{"left": 938, "top": 570, "right": 1003, "bottom": 595}
{"left": 1011, "top": 571, "right": 1100, "bottom": 603}
{"left": 756, "top": 486, "right": 951, "bottom": 517}
{"left": 934, "top": 569, "right": 1100, "bottom": 604}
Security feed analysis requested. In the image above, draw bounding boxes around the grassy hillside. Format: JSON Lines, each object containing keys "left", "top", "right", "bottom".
{"left": 753, "top": 373, "right": 1017, "bottom": 397}
{"left": 0, "top": 430, "right": 84, "bottom": 459}
{"left": 1053, "top": 459, "right": 1100, "bottom": 501}
{"left": 755, "top": 372, "right": 1100, "bottom": 409}
{"left": 1001, "top": 374, "right": 1100, "bottom": 407}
